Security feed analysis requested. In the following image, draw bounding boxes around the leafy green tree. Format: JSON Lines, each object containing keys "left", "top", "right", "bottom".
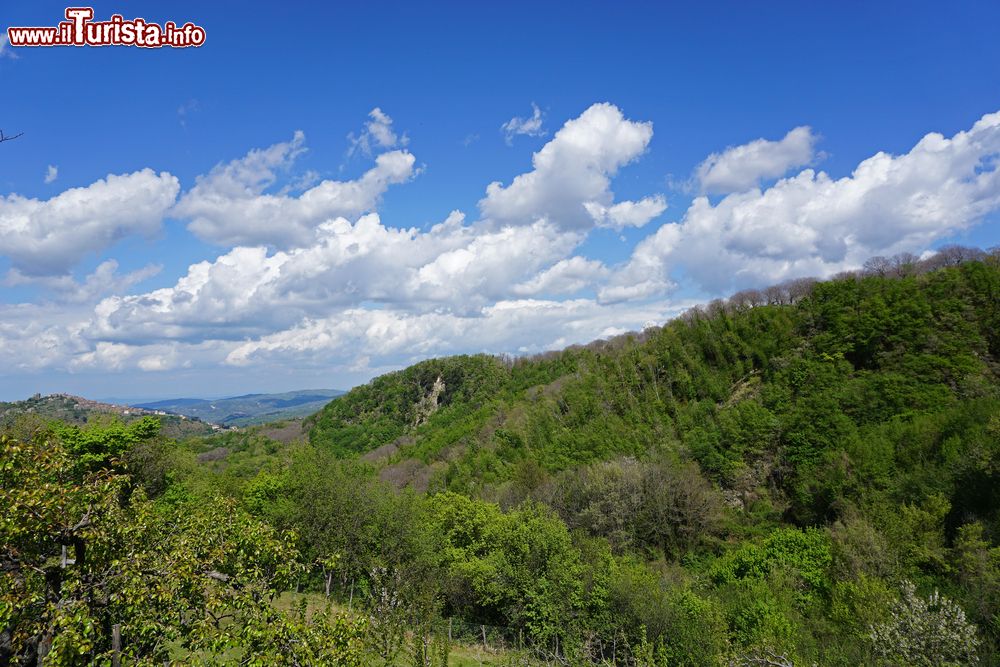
{"left": 0, "top": 427, "right": 365, "bottom": 665}
{"left": 429, "top": 493, "right": 583, "bottom": 645}
{"left": 711, "top": 528, "right": 833, "bottom": 605}
{"left": 52, "top": 415, "right": 161, "bottom": 471}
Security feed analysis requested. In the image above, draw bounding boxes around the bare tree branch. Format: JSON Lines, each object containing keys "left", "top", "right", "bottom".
{"left": 0, "top": 129, "right": 24, "bottom": 143}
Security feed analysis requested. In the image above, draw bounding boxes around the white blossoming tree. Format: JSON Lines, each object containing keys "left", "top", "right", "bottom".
{"left": 868, "top": 580, "right": 980, "bottom": 666}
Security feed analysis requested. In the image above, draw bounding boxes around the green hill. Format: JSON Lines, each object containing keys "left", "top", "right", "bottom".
{"left": 307, "top": 256, "right": 1000, "bottom": 514}
{"left": 0, "top": 392, "right": 219, "bottom": 439}
{"left": 304, "top": 254, "right": 1000, "bottom": 662}
{"left": 7, "top": 252, "right": 1000, "bottom": 666}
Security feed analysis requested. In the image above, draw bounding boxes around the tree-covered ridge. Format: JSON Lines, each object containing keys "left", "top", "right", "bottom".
{"left": 301, "top": 253, "right": 1000, "bottom": 663}
{"left": 308, "top": 253, "right": 999, "bottom": 502}
{"left": 307, "top": 354, "right": 512, "bottom": 456}
{"left": 5, "top": 249, "right": 1000, "bottom": 666}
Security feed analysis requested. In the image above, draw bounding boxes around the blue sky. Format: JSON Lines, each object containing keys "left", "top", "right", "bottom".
{"left": 1, "top": 1, "right": 999, "bottom": 401}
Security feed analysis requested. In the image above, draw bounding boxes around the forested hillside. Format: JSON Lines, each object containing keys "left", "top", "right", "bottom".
{"left": 4, "top": 248, "right": 1000, "bottom": 666}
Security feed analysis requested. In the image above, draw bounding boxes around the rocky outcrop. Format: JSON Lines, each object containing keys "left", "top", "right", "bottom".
{"left": 413, "top": 376, "right": 445, "bottom": 426}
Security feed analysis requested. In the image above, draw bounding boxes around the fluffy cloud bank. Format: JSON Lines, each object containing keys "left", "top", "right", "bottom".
{"left": 2, "top": 105, "right": 1000, "bottom": 383}
{"left": 585, "top": 195, "right": 667, "bottom": 231}
{"left": 605, "top": 110, "right": 1000, "bottom": 298}
{"left": 0, "top": 169, "right": 178, "bottom": 276}
{"left": 223, "top": 298, "right": 680, "bottom": 368}
{"left": 480, "top": 102, "right": 664, "bottom": 230}
{"left": 695, "top": 126, "right": 819, "bottom": 194}
{"left": 88, "top": 214, "right": 587, "bottom": 345}
{"left": 175, "top": 131, "right": 417, "bottom": 248}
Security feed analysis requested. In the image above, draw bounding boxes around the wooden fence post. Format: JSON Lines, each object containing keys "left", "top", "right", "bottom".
{"left": 112, "top": 623, "right": 121, "bottom": 667}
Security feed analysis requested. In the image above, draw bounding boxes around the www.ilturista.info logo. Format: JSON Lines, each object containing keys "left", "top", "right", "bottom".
{"left": 6, "top": 7, "right": 206, "bottom": 48}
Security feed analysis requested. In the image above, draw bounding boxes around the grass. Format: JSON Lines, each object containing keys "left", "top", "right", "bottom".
{"left": 272, "top": 591, "right": 536, "bottom": 666}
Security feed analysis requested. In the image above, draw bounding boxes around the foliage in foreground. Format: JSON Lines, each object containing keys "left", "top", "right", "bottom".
{"left": 0, "top": 422, "right": 366, "bottom": 666}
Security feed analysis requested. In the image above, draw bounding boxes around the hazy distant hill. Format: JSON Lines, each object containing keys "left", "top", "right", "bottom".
{"left": 0, "top": 393, "right": 219, "bottom": 439}
{"left": 135, "top": 389, "right": 344, "bottom": 427}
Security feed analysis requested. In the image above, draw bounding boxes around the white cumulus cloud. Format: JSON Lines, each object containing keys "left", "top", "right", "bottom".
{"left": 512, "top": 257, "right": 608, "bottom": 296}
{"left": 695, "top": 126, "right": 819, "bottom": 194}
{"left": 347, "top": 107, "right": 408, "bottom": 157}
{"left": 4, "top": 260, "right": 161, "bottom": 304}
{"left": 0, "top": 169, "right": 179, "bottom": 276}
{"left": 501, "top": 103, "right": 546, "bottom": 145}
{"left": 607, "top": 110, "right": 1000, "bottom": 298}
{"left": 175, "top": 131, "right": 416, "bottom": 248}
{"left": 584, "top": 195, "right": 667, "bottom": 230}
{"left": 224, "top": 298, "right": 681, "bottom": 368}
{"left": 481, "top": 102, "right": 662, "bottom": 230}
{"left": 88, "top": 214, "right": 585, "bottom": 344}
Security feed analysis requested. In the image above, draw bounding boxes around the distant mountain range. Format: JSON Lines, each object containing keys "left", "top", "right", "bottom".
{"left": 134, "top": 389, "right": 345, "bottom": 427}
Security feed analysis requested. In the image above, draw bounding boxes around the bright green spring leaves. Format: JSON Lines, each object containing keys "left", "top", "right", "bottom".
{"left": 0, "top": 425, "right": 365, "bottom": 666}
